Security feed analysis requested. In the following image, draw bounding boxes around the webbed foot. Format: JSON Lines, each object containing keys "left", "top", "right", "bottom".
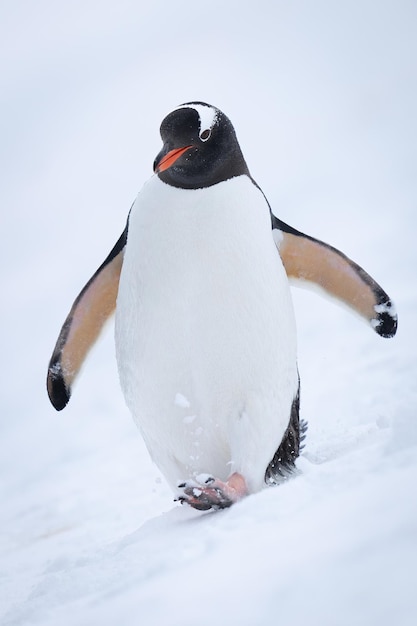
{"left": 175, "top": 472, "right": 248, "bottom": 511}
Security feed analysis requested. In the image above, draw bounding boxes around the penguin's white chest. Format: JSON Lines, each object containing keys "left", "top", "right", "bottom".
{"left": 115, "top": 175, "right": 298, "bottom": 492}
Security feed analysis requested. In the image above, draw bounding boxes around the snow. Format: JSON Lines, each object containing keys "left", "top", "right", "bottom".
{"left": 1, "top": 1, "right": 417, "bottom": 625}
{"left": 174, "top": 393, "right": 191, "bottom": 409}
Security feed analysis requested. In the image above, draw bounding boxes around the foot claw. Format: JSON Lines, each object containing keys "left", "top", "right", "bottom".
{"left": 175, "top": 474, "right": 246, "bottom": 511}
{"left": 195, "top": 473, "right": 215, "bottom": 485}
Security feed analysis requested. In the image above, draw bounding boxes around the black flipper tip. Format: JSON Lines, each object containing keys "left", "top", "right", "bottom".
{"left": 47, "top": 361, "right": 71, "bottom": 411}
{"left": 372, "top": 300, "right": 398, "bottom": 338}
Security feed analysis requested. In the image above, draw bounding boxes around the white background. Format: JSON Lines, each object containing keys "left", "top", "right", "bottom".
{"left": 1, "top": 2, "right": 416, "bottom": 625}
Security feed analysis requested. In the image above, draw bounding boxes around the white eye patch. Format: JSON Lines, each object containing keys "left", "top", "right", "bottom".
{"left": 175, "top": 103, "right": 218, "bottom": 140}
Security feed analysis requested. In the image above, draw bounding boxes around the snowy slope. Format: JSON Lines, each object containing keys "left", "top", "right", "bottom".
{"left": 1, "top": 1, "right": 417, "bottom": 625}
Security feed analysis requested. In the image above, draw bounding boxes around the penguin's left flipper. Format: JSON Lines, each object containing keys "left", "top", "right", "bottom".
{"left": 47, "top": 225, "right": 128, "bottom": 411}
{"left": 272, "top": 216, "right": 397, "bottom": 338}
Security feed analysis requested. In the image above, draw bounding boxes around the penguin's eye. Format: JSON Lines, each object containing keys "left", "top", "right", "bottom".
{"left": 200, "top": 128, "right": 211, "bottom": 142}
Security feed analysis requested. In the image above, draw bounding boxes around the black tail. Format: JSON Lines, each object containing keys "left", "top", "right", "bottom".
{"left": 264, "top": 379, "right": 307, "bottom": 484}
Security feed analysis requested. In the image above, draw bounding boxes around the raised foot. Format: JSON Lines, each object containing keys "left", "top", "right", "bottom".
{"left": 175, "top": 472, "right": 248, "bottom": 511}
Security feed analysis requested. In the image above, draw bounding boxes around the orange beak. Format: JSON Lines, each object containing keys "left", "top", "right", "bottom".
{"left": 155, "top": 145, "right": 193, "bottom": 173}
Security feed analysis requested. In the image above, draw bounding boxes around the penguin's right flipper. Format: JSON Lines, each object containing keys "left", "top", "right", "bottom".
{"left": 272, "top": 215, "right": 397, "bottom": 338}
{"left": 47, "top": 225, "right": 128, "bottom": 411}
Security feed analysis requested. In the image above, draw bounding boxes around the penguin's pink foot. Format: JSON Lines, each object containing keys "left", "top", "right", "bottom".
{"left": 175, "top": 472, "right": 248, "bottom": 511}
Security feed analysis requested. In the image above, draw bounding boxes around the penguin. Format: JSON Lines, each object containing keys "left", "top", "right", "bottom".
{"left": 47, "top": 101, "right": 397, "bottom": 511}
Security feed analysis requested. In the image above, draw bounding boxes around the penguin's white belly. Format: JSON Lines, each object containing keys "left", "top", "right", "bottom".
{"left": 115, "top": 175, "right": 298, "bottom": 492}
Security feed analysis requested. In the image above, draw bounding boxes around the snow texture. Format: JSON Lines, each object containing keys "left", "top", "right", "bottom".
{"left": 174, "top": 393, "right": 191, "bottom": 409}
{"left": 1, "top": 1, "right": 417, "bottom": 625}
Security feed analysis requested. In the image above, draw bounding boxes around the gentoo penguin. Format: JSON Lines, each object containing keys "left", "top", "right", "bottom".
{"left": 47, "top": 102, "right": 397, "bottom": 511}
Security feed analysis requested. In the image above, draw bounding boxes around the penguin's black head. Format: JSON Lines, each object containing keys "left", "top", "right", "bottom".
{"left": 153, "top": 102, "right": 250, "bottom": 189}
